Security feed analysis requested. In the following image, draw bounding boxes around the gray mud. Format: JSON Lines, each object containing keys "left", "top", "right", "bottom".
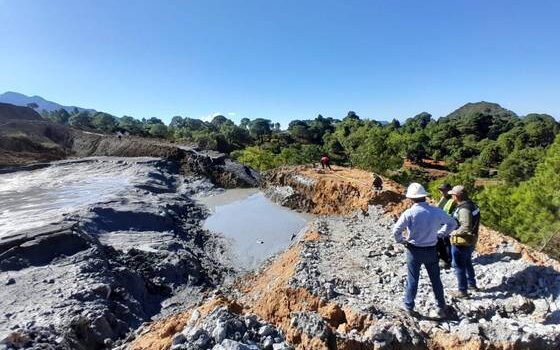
{"left": 0, "top": 158, "right": 235, "bottom": 349}
{"left": 198, "top": 191, "right": 311, "bottom": 271}
{"left": 0, "top": 157, "right": 157, "bottom": 236}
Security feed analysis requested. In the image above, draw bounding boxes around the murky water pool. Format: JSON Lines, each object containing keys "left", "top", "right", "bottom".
{"left": 198, "top": 189, "right": 310, "bottom": 270}
{"left": 0, "top": 158, "right": 156, "bottom": 236}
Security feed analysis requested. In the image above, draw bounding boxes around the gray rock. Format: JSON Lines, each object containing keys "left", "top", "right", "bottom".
{"left": 214, "top": 339, "right": 258, "bottom": 350}
{"left": 262, "top": 336, "right": 274, "bottom": 349}
{"left": 258, "top": 325, "right": 274, "bottom": 337}
{"left": 172, "top": 333, "right": 187, "bottom": 346}
{"left": 213, "top": 322, "right": 228, "bottom": 343}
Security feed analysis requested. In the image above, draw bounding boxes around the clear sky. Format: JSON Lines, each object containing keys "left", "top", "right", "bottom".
{"left": 1, "top": 0, "right": 559, "bottom": 125}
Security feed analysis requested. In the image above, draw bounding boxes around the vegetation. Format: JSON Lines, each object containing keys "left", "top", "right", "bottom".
{"left": 39, "top": 102, "right": 560, "bottom": 256}
{"left": 476, "top": 136, "right": 560, "bottom": 257}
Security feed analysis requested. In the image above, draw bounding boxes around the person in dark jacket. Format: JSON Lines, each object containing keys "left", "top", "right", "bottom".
{"left": 372, "top": 173, "right": 383, "bottom": 193}
{"left": 448, "top": 185, "right": 481, "bottom": 298}
{"left": 436, "top": 183, "right": 455, "bottom": 268}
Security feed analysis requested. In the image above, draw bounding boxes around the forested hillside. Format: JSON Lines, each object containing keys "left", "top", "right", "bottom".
{"left": 35, "top": 102, "right": 560, "bottom": 256}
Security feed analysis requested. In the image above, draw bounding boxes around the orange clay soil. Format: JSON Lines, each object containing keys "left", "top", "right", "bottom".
{"left": 428, "top": 331, "right": 527, "bottom": 350}
{"left": 296, "top": 165, "right": 409, "bottom": 218}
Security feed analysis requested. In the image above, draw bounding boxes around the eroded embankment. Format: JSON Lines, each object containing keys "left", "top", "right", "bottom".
{"left": 133, "top": 165, "right": 560, "bottom": 350}
{"left": 71, "top": 133, "right": 260, "bottom": 189}
{"left": 0, "top": 158, "right": 235, "bottom": 349}
{"left": 262, "top": 165, "right": 408, "bottom": 218}
{"left": 0, "top": 110, "right": 260, "bottom": 189}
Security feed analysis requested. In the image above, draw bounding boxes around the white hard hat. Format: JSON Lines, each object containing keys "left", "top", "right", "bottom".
{"left": 406, "top": 182, "right": 429, "bottom": 198}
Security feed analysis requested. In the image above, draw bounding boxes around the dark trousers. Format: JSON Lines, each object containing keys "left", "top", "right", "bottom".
{"left": 451, "top": 245, "right": 477, "bottom": 292}
{"left": 404, "top": 245, "right": 446, "bottom": 309}
{"left": 437, "top": 237, "right": 452, "bottom": 265}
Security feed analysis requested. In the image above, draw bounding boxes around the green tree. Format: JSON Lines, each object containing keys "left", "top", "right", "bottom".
{"left": 523, "top": 114, "right": 559, "bottom": 147}
{"left": 232, "top": 146, "right": 279, "bottom": 171}
{"left": 91, "top": 112, "right": 117, "bottom": 132}
{"left": 402, "top": 112, "right": 432, "bottom": 133}
{"left": 478, "top": 140, "right": 501, "bottom": 167}
{"left": 148, "top": 123, "right": 169, "bottom": 138}
{"left": 288, "top": 120, "right": 312, "bottom": 143}
{"left": 240, "top": 118, "right": 250, "bottom": 129}
{"left": 46, "top": 109, "right": 71, "bottom": 124}
{"left": 169, "top": 116, "right": 184, "bottom": 129}
{"left": 477, "top": 135, "right": 560, "bottom": 257}
{"left": 211, "top": 115, "right": 232, "bottom": 128}
{"left": 68, "top": 111, "right": 92, "bottom": 129}
{"left": 118, "top": 116, "right": 144, "bottom": 135}
{"left": 249, "top": 118, "right": 272, "bottom": 142}
{"left": 498, "top": 148, "right": 545, "bottom": 185}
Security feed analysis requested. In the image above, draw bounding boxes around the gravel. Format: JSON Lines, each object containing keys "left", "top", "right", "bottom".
{"left": 288, "top": 205, "right": 560, "bottom": 348}
{"left": 168, "top": 307, "right": 291, "bottom": 350}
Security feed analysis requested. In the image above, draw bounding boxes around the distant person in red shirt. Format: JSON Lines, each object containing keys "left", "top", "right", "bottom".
{"left": 320, "top": 154, "right": 332, "bottom": 170}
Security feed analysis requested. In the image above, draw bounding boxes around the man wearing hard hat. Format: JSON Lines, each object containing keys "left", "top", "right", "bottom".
{"left": 392, "top": 183, "right": 457, "bottom": 318}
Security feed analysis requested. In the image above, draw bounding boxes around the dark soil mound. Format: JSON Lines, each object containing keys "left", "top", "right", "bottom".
{"left": 0, "top": 102, "right": 43, "bottom": 122}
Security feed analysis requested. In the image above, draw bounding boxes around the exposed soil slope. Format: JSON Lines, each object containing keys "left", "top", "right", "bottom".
{"left": 262, "top": 165, "right": 408, "bottom": 218}
{"left": 0, "top": 103, "right": 72, "bottom": 167}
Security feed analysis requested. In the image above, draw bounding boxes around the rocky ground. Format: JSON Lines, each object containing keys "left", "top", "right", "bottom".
{"left": 0, "top": 157, "right": 250, "bottom": 350}
{"left": 284, "top": 208, "right": 560, "bottom": 348}
{"left": 132, "top": 165, "right": 560, "bottom": 350}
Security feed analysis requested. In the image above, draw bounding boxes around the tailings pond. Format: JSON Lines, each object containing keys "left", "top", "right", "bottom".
{"left": 197, "top": 189, "right": 311, "bottom": 270}
{"left": 0, "top": 157, "right": 159, "bottom": 237}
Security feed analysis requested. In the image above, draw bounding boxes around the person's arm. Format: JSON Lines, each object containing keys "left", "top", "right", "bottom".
{"left": 451, "top": 207, "right": 472, "bottom": 237}
{"left": 392, "top": 213, "right": 408, "bottom": 244}
{"left": 437, "top": 209, "right": 458, "bottom": 237}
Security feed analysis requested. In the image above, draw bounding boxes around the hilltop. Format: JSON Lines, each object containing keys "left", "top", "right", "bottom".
{"left": 445, "top": 101, "right": 518, "bottom": 120}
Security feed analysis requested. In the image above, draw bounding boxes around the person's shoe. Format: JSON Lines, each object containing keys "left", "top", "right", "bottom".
{"left": 402, "top": 306, "right": 419, "bottom": 318}
{"left": 449, "top": 290, "right": 469, "bottom": 299}
{"left": 436, "top": 306, "right": 449, "bottom": 319}
{"left": 468, "top": 285, "right": 480, "bottom": 292}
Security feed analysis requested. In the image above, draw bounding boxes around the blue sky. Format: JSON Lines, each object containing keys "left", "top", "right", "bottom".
{"left": 1, "top": 0, "right": 559, "bottom": 125}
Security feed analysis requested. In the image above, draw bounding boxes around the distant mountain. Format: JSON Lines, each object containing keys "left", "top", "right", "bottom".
{"left": 0, "top": 91, "right": 95, "bottom": 114}
{"left": 446, "top": 101, "right": 518, "bottom": 119}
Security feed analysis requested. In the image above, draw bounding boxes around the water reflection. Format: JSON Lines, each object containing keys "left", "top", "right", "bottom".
{"left": 200, "top": 191, "right": 310, "bottom": 270}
